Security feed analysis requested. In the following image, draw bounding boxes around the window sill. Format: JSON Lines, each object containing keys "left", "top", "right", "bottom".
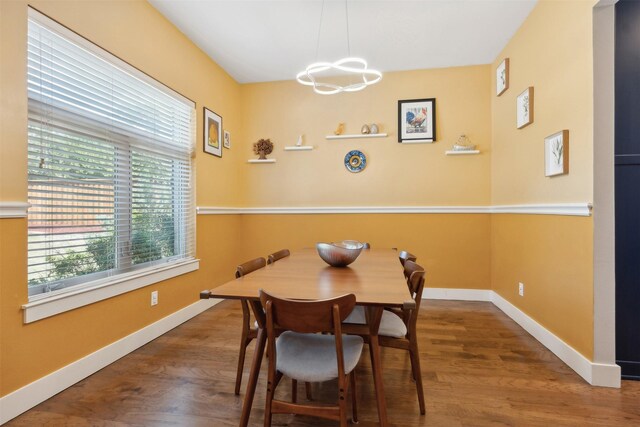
{"left": 22, "top": 259, "right": 200, "bottom": 323}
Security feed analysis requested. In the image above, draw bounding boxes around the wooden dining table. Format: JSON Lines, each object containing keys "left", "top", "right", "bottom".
{"left": 200, "top": 248, "right": 415, "bottom": 427}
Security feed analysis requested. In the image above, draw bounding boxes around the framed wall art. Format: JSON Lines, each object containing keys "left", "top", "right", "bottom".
{"left": 545, "top": 130, "right": 569, "bottom": 177}
{"left": 224, "top": 130, "right": 231, "bottom": 149}
{"left": 204, "top": 107, "right": 222, "bottom": 157}
{"left": 496, "top": 58, "right": 509, "bottom": 96}
{"left": 516, "top": 87, "right": 534, "bottom": 129}
{"left": 398, "top": 98, "right": 436, "bottom": 143}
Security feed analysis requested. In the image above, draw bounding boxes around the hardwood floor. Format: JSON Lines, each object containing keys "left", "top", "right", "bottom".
{"left": 6, "top": 300, "right": 640, "bottom": 426}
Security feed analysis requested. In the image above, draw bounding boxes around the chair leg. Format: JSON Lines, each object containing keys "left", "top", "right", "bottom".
{"left": 409, "top": 341, "right": 426, "bottom": 415}
{"left": 291, "top": 379, "right": 297, "bottom": 403}
{"left": 264, "top": 373, "right": 276, "bottom": 427}
{"left": 305, "top": 382, "right": 313, "bottom": 401}
{"left": 350, "top": 371, "right": 358, "bottom": 424}
{"left": 338, "top": 377, "right": 348, "bottom": 427}
{"left": 235, "top": 333, "right": 250, "bottom": 395}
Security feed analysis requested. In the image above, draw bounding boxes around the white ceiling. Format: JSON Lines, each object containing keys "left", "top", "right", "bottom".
{"left": 149, "top": 0, "right": 537, "bottom": 84}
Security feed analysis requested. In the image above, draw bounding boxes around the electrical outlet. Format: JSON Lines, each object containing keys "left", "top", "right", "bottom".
{"left": 518, "top": 282, "right": 524, "bottom": 297}
{"left": 151, "top": 290, "right": 158, "bottom": 306}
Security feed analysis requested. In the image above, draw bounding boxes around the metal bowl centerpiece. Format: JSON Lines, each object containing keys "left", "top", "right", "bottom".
{"left": 316, "top": 240, "right": 364, "bottom": 267}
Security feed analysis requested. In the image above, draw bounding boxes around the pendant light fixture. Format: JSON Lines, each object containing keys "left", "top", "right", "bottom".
{"left": 296, "top": 0, "right": 382, "bottom": 95}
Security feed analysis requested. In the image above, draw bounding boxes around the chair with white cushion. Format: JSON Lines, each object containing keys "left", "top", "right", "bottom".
{"left": 260, "top": 290, "right": 363, "bottom": 427}
{"left": 344, "top": 260, "right": 426, "bottom": 414}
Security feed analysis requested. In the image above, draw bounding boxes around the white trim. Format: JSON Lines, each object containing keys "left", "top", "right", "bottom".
{"left": 0, "top": 298, "right": 222, "bottom": 425}
{"left": 23, "top": 259, "right": 200, "bottom": 323}
{"left": 0, "top": 202, "right": 30, "bottom": 218}
{"left": 325, "top": 133, "right": 388, "bottom": 140}
{"left": 423, "top": 287, "right": 492, "bottom": 301}
{"left": 423, "top": 288, "right": 620, "bottom": 387}
{"left": 196, "top": 203, "right": 592, "bottom": 217}
{"left": 491, "top": 203, "right": 592, "bottom": 216}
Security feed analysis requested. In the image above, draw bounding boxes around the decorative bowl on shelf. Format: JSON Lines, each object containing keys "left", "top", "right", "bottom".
{"left": 316, "top": 241, "right": 364, "bottom": 267}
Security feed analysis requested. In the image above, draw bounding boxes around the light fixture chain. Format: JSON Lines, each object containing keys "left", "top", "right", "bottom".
{"left": 315, "top": 0, "right": 325, "bottom": 62}
{"left": 345, "top": 0, "right": 351, "bottom": 57}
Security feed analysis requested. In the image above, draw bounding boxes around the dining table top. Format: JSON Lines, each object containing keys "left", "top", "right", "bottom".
{"left": 202, "top": 248, "right": 415, "bottom": 309}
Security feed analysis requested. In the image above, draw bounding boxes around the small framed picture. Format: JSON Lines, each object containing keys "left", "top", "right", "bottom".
{"left": 545, "top": 130, "right": 569, "bottom": 177}
{"left": 203, "top": 107, "right": 222, "bottom": 157}
{"left": 223, "top": 130, "right": 231, "bottom": 149}
{"left": 516, "top": 87, "right": 534, "bottom": 129}
{"left": 398, "top": 98, "right": 436, "bottom": 143}
{"left": 496, "top": 58, "right": 509, "bottom": 96}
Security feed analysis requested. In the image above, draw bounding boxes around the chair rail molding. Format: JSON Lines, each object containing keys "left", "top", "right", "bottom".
{"left": 0, "top": 201, "right": 30, "bottom": 218}
{"left": 196, "top": 203, "right": 592, "bottom": 217}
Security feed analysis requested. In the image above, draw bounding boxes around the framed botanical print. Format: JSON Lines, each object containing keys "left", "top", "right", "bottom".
{"left": 516, "top": 87, "right": 534, "bottom": 129}
{"left": 398, "top": 98, "right": 436, "bottom": 143}
{"left": 204, "top": 107, "right": 222, "bottom": 157}
{"left": 223, "top": 130, "right": 231, "bottom": 149}
{"left": 545, "top": 130, "right": 569, "bottom": 177}
{"left": 496, "top": 58, "right": 509, "bottom": 96}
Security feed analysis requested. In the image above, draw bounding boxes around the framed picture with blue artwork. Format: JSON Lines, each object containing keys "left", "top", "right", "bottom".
{"left": 398, "top": 98, "right": 436, "bottom": 143}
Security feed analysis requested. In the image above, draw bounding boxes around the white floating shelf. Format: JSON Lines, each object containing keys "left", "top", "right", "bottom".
{"left": 326, "top": 133, "right": 388, "bottom": 140}
{"left": 284, "top": 146, "right": 313, "bottom": 151}
{"left": 445, "top": 150, "right": 480, "bottom": 156}
{"left": 247, "top": 159, "right": 276, "bottom": 163}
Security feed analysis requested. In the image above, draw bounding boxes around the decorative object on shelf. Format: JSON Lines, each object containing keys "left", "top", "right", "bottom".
{"left": 253, "top": 138, "right": 274, "bottom": 160}
{"left": 496, "top": 58, "right": 509, "bottom": 96}
{"left": 344, "top": 150, "right": 367, "bottom": 173}
{"left": 361, "top": 124, "right": 370, "bottom": 134}
{"left": 545, "top": 130, "right": 569, "bottom": 177}
{"left": 452, "top": 134, "right": 476, "bottom": 151}
{"left": 284, "top": 135, "right": 313, "bottom": 151}
{"left": 203, "top": 107, "right": 222, "bottom": 157}
{"left": 223, "top": 130, "right": 231, "bottom": 149}
{"left": 370, "top": 123, "right": 379, "bottom": 134}
{"left": 398, "top": 98, "right": 436, "bottom": 143}
{"left": 296, "top": 0, "right": 382, "bottom": 95}
{"left": 516, "top": 87, "right": 534, "bottom": 129}
{"left": 334, "top": 123, "right": 345, "bottom": 135}
{"left": 316, "top": 241, "right": 364, "bottom": 267}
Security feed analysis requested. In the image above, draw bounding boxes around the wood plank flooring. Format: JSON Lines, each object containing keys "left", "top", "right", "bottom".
{"left": 6, "top": 300, "right": 640, "bottom": 426}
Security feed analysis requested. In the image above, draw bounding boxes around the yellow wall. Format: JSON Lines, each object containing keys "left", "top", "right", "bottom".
{"left": 0, "top": 0, "right": 601, "bottom": 403}
{"left": 0, "top": 0, "right": 243, "bottom": 396}
{"left": 489, "top": 0, "right": 596, "bottom": 359}
{"left": 239, "top": 66, "right": 492, "bottom": 207}
{"left": 239, "top": 214, "right": 491, "bottom": 290}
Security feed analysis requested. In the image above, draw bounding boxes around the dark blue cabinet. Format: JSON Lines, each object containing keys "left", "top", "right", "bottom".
{"left": 615, "top": 0, "right": 640, "bottom": 380}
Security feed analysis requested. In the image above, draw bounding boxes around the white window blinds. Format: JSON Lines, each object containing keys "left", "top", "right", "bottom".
{"left": 27, "top": 8, "right": 196, "bottom": 298}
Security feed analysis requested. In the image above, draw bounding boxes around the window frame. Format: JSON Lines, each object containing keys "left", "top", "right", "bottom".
{"left": 23, "top": 7, "right": 198, "bottom": 322}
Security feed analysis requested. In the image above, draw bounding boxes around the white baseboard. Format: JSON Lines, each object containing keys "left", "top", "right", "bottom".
{"left": 0, "top": 298, "right": 222, "bottom": 424}
{"left": 424, "top": 288, "right": 620, "bottom": 388}
{"left": 423, "top": 287, "right": 493, "bottom": 301}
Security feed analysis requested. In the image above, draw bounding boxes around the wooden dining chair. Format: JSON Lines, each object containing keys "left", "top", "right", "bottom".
{"left": 398, "top": 250, "right": 417, "bottom": 267}
{"left": 260, "top": 290, "right": 363, "bottom": 427}
{"left": 267, "top": 248, "right": 290, "bottom": 265}
{"left": 343, "top": 260, "right": 426, "bottom": 414}
{"left": 234, "top": 257, "right": 267, "bottom": 395}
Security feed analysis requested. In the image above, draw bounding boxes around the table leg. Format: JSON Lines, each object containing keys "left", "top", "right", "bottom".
{"left": 239, "top": 301, "right": 267, "bottom": 427}
{"left": 366, "top": 306, "right": 388, "bottom": 426}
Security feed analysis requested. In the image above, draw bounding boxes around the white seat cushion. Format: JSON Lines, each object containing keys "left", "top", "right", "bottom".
{"left": 343, "top": 306, "right": 407, "bottom": 338}
{"left": 275, "top": 331, "right": 364, "bottom": 383}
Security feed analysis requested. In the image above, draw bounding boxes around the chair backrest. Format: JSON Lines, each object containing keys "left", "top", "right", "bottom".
{"left": 267, "top": 249, "right": 290, "bottom": 265}
{"left": 403, "top": 260, "right": 426, "bottom": 330}
{"left": 235, "top": 257, "right": 267, "bottom": 278}
{"left": 398, "top": 250, "right": 417, "bottom": 267}
{"left": 259, "top": 290, "right": 356, "bottom": 334}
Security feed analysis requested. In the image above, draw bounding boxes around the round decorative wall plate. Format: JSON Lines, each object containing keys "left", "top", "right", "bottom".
{"left": 344, "top": 150, "right": 367, "bottom": 173}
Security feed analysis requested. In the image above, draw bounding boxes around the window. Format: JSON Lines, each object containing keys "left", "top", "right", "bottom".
{"left": 26, "top": 8, "right": 195, "bottom": 300}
